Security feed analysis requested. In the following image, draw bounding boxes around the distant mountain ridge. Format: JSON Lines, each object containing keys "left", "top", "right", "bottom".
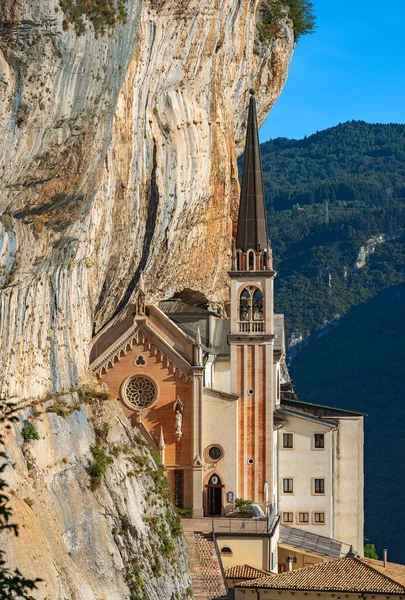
{"left": 238, "top": 120, "right": 405, "bottom": 342}
{"left": 261, "top": 120, "right": 405, "bottom": 212}
{"left": 237, "top": 120, "right": 405, "bottom": 563}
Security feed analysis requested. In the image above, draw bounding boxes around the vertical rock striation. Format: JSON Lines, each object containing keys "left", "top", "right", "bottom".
{"left": 0, "top": 0, "right": 294, "bottom": 399}
{"left": 1, "top": 394, "right": 191, "bottom": 599}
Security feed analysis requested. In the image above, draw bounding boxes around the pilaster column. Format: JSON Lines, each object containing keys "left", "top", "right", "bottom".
{"left": 191, "top": 367, "right": 204, "bottom": 517}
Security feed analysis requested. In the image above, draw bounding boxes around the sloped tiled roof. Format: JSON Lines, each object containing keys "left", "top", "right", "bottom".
{"left": 279, "top": 524, "right": 344, "bottom": 559}
{"left": 237, "top": 556, "right": 405, "bottom": 594}
{"left": 361, "top": 558, "right": 405, "bottom": 587}
{"left": 224, "top": 564, "right": 273, "bottom": 580}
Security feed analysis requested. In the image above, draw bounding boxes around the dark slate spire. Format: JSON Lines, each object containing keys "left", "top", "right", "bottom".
{"left": 236, "top": 89, "right": 268, "bottom": 252}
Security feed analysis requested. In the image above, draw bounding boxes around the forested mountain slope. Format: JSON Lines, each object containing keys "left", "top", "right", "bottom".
{"left": 254, "top": 121, "right": 405, "bottom": 344}
{"left": 243, "top": 121, "right": 405, "bottom": 563}
{"left": 289, "top": 284, "right": 405, "bottom": 564}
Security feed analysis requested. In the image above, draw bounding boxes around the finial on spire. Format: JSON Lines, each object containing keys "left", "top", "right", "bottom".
{"left": 134, "top": 271, "right": 146, "bottom": 317}
{"left": 196, "top": 324, "right": 202, "bottom": 347}
{"left": 194, "top": 325, "right": 203, "bottom": 366}
{"left": 158, "top": 426, "right": 165, "bottom": 463}
{"left": 138, "top": 271, "right": 145, "bottom": 293}
{"left": 158, "top": 426, "right": 165, "bottom": 450}
{"left": 249, "top": 87, "right": 256, "bottom": 95}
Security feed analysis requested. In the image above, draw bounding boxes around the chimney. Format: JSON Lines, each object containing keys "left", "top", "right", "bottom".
{"left": 383, "top": 549, "right": 388, "bottom": 567}
{"left": 286, "top": 555, "right": 294, "bottom": 572}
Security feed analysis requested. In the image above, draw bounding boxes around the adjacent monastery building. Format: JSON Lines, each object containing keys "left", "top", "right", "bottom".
{"left": 89, "top": 91, "right": 364, "bottom": 563}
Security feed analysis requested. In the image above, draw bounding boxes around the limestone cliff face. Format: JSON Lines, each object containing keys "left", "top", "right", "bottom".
{"left": 1, "top": 394, "right": 191, "bottom": 599}
{"left": 0, "top": 0, "right": 294, "bottom": 399}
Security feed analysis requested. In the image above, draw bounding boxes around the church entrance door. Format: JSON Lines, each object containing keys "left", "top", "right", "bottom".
{"left": 206, "top": 474, "right": 223, "bottom": 516}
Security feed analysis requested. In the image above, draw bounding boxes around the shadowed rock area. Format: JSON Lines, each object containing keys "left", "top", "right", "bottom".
{"left": 0, "top": 0, "right": 294, "bottom": 400}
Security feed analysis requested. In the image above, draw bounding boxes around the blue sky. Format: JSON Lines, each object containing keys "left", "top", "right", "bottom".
{"left": 260, "top": 0, "right": 405, "bottom": 141}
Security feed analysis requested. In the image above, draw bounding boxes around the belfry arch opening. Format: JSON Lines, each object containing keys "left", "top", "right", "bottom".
{"left": 238, "top": 286, "right": 264, "bottom": 333}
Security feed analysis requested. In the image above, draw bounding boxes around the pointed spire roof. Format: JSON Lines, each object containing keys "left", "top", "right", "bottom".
{"left": 158, "top": 426, "right": 165, "bottom": 450}
{"left": 195, "top": 324, "right": 202, "bottom": 347}
{"left": 138, "top": 271, "right": 145, "bottom": 293}
{"left": 236, "top": 89, "right": 268, "bottom": 252}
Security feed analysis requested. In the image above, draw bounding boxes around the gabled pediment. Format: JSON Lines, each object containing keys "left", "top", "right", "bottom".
{"left": 90, "top": 318, "right": 193, "bottom": 382}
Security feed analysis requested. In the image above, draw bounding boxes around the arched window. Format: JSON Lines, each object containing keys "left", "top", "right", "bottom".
{"left": 220, "top": 546, "right": 233, "bottom": 555}
{"left": 248, "top": 250, "right": 255, "bottom": 270}
{"left": 239, "top": 289, "right": 251, "bottom": 321}
{"left": 252, "top": 289, "right": 263, "bottom": 321}
{"left": 239, "top": 286, "right": 264, "bottom": 322}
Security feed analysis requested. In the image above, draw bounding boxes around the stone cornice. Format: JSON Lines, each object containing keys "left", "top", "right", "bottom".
{"left": 228, "top": 333, "right": 276, "bottom": 344}
{"left": 228, "top": 270, "right": 276, "bottom": 279}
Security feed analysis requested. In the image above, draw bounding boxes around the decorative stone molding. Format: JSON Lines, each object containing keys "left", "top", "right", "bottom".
{"left": 90, "top": 321, "right": 193, "bottom": 381}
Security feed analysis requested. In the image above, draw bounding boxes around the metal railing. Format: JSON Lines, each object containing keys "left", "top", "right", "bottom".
{"left": 238, "top": 321, "right": 265, "bottom": 334}
{"left": 211, "top": 504, "right": 278, "bottom": 536}
{"left": 211, "top": 517, "right": 270, "bottom": 535}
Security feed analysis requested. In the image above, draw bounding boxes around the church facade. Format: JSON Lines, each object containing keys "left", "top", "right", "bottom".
{"left": 89, "top": 92, "right": 364, "bottom": 558}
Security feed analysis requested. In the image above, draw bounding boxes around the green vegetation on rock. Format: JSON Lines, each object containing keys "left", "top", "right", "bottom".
{"left": 89, "top": 444, "right": 113, "bottom": 490}
{"left": 21, "top": 422, "right": 40, "bottom": 441}
{"left": 258, "top": 0, "right": 316, "bottom": 42}
{"left": 0, "top": 402, "right": 41, "bottom": 598}
{"left": 59, "top": 0, "right": 127, "bottom": 36}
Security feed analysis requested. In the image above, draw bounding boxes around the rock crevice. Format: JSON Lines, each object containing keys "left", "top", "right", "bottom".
{"left": 0, "top": 0, "right": 294, "bottom": 399}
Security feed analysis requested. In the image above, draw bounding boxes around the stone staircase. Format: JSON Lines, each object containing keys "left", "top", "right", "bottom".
{"left": 184, "top": 530, "right": 228, "bottom": 600}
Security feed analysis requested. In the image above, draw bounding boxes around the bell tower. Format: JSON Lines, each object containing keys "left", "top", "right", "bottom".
{"left": 229, "top": 89, "right": 276, "bottom": 505}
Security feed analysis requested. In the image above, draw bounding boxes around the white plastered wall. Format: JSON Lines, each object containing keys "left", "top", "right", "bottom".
{"left": 278, "top": 414, "right": 334, "bottom": 537}
{"left": 202, "top": 389, "right": 238, "bottom": 509}
{"left": 212, "top": 356, "right": 232, "bottom": 394}
{"left": 333, "top": 416, "right": 364, "bottom": 554}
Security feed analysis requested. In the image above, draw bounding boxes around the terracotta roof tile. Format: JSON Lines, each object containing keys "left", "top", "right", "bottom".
{"left": 361, "top": 558, "right": 405, "bottom": 587}
{"left": 237, "top": 556, "right": 405, "bottom": 594}
{"left": 224, "top": 564, "right": 273, "bottom": 580}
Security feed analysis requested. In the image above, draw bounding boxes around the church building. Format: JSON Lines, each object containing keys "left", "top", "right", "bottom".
{"left": 89, "top": 91, "right": 364, "bottom": 559}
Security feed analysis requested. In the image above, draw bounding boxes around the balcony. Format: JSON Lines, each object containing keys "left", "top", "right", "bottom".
{"left": 238, "top": 321, "right": 265, "bottom": 334}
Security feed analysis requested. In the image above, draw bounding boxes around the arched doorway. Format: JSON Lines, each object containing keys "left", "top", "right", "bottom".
{"left": 206, "top": 473, "right": 223, "bottom": 516}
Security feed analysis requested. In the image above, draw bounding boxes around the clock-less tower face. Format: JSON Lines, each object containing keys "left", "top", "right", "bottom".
{"left": 227, "top": 91, "right": 276, "bottom": 505}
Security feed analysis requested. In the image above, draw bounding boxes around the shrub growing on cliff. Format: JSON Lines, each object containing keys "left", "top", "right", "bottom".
{"left": 258, "top": 0, "right": 316, "bottom": 42}
{"left": 21, "top": 422, "right": 40, "bottom": 441}
{"left": 0, "top": 401, "right": 41, "bottom": 598}
{"left": 89, "top": 445, "right": 113, "bottom": 490}
{"left": 59, "top": 0, "right": 128, "bottom": 36}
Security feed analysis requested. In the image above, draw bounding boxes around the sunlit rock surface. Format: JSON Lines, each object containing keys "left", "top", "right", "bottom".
{"left": 1, "top": 394, "right": 190, "bottom": 599}
{"left": 0, "top": 0, "right": 294, "bottom": 399}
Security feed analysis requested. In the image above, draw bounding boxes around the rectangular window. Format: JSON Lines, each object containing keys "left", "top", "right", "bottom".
{"left": 283, "top": 433, "right": 294, "bottom": 448}
{"left": 298, "top": 512, "right": 309, "bottom": 523}
{"left": 314, "top": 433, "right": 325, "bottom": 449}
{"left": 314, "top": 512, "right": 325, "bottom": 524}
{"left": 282, "top": 512, "right": 293, "bottom": 523}
{"left": 174, "top": 470, "right": 183, "bottom": 508}
{"left": 283, "top": 478, "right": 293, "bottom": 493}
{"left": 314, "top": 478, "right": 325, "bottom": 494}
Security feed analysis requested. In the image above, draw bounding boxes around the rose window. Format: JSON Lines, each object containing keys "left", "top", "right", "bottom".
{"left": 121, "top": 375, "right": 158, "bottom": 410}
